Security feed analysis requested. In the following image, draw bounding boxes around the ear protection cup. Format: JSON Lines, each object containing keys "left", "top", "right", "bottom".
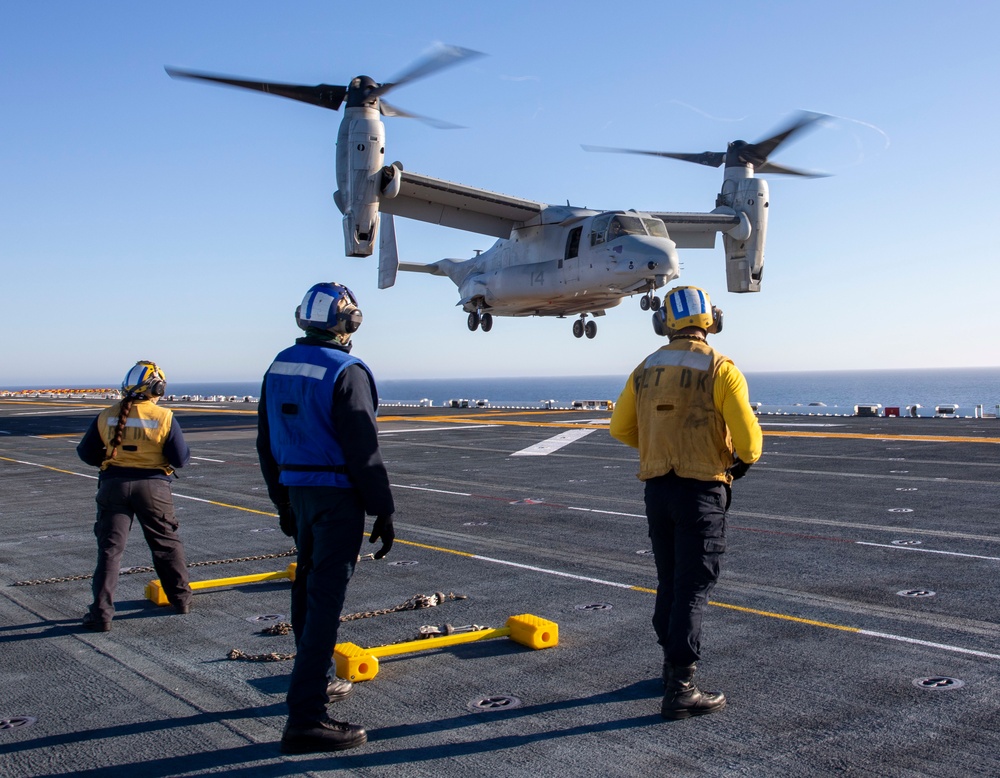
{"left": 149, "top": 378, "right": 166, "bottom": 397}
{"left": 296, "top": 282, "right": 362, "bottom": 337}
{"left": 652, "top": 309, "right": 668, "bottom": 337}
{"left": 340, "top": 305, "right": 363, "bottom": 334}
{"left": 708, "top": 306, "right": 723, "bottom": 334}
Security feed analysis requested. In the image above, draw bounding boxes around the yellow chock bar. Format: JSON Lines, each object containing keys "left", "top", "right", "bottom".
{"left": 333, "top": 613, "right": 558, "bottom": 682}
{"left": 144, "top": 563, "right": 297, "bottom": 606}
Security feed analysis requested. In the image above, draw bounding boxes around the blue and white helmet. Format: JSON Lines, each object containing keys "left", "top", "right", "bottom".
{"left": 295, "top": 282, "right": 363, "bottom": 345}
{"left": 121, "top": 361, "right": 166, "bottom": 398}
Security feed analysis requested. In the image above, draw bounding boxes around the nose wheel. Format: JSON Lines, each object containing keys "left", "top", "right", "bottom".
{"left": 572, "top": 316, "right": 597, "bottom": 339}
{"left": 468, "top": 310, "right": 493, "bottom": 333}
{"left": 639, "top": 293, "right": 660, "bottom": 311}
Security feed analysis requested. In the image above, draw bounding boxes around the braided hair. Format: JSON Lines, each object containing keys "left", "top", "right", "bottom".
{"left": 103, "top": 395, "right": 137, "bottom": 465}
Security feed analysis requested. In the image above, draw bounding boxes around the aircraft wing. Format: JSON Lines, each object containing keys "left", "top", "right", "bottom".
{"left": 651, "top": 211, "right": 742, "bottom": 249}
{"left": 380, "top": 170, "right": 546, "bottom": 238}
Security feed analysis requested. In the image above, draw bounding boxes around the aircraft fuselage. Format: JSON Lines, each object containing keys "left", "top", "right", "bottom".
{"left": 453, "top": 211, "right": 679, "bottom": 316}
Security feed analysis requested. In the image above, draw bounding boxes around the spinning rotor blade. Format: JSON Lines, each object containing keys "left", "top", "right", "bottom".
{"left": 380, "top": 100, "right": 464, "bottom": 129}
{"left": 581, "top": 145, "right": 725, "bottom": 168}
{"left": 369, "top": 44, "right": 484, "bottom": 100}
{"left": 745, "top": 111, "right": 826, "bottom": 163}
{"left": 754, "top": 160, "right": 829, "bottom": 177}
{"left": 582, "top": 111, "right": 830, "bottom": 177}
{"left": 165, "top": 67, "right": 347, "bottom": 111}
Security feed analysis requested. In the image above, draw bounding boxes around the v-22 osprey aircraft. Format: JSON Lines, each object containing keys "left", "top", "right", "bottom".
{"left": 167, "top": 46, "right": 826, "bottom": 338}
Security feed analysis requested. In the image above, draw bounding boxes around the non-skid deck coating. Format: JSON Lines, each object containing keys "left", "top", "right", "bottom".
{"left": 1, "top": 398, "right": 998, "bottom": 777}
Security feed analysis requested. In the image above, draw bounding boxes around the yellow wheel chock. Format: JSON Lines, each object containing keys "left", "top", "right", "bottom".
{"left": 333, "top": 613, "right": 558, "bottom": 682}
{"left": 144, "top": 563, "right": 297, "bottom": 606}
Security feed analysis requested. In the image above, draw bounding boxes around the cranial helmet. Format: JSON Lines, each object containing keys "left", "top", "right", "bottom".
{"left": 121, "top": 361, "right": 166, "bottom": 398}
{"left": 652, "top": 286, "right": 723, "bottom": 337}
{"left": 295, "top": 282, "right": 363, "bottom": 345}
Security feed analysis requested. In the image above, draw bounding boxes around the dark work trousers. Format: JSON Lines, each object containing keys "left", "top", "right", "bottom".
{"left": 90, "top": 477, "right": 191, "bottom": 620}
{"left": 286, "top": 485, "right": 365, "bottom": 725}
{"left": 644, "top": 473, "right": 728, "bottom": 667}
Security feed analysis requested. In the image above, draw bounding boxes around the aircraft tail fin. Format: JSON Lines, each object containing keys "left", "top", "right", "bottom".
{"left": 378, "top": 213, "right": 399, "bottom": 289}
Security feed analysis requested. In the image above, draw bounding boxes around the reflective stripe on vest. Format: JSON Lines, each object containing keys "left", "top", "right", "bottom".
{"left": 264, "top": 343, "right": 376, "bottom": 489}
{"left": 97, "top": 400, "right": 173, "bottom": 473}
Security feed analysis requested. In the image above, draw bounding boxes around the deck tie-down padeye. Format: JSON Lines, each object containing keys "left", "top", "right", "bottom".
{"left": 333, "top": 613, "right": 558, "bottom": 681}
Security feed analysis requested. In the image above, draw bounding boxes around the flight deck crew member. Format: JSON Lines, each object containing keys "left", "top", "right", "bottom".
{"left": 257, "top": 281, "right": 395, "bottom": 755}
{"left": 609, "top": 286, "right": 762, "bottom": 720}
{"left": 76, "top": 361, "right": 193, "bottom": 631}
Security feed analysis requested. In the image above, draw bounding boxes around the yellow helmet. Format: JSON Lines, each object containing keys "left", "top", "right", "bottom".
{"left": 121, "top": 361, "right": 166, "bottom": 398}
{"left": 653, "top": 286, "right": 723, "bottom": 336}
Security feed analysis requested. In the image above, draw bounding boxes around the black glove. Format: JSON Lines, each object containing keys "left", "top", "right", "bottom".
{"left": 369, "top": 514, "right": 395, "bottom": 559}
{"left": 277, "top": 503, "right": 297, "bottom": 537}
{"left": 729, "top": 457, "right": 752, "bottom": 481}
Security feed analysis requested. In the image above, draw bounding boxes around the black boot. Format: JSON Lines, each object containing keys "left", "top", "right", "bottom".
{"left": 326, "top": 676, "right": 354, "bottom": 702}
{"left": 280, "top": 716, "right": 367, "bottom": 754}
{"left": 661, "top": 663, "right": 726, "bottom": 720}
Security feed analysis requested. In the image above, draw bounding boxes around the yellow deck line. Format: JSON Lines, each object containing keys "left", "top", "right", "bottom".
{"left": 379, "top": 415, "right": 607, "bottom": 430}
{"left": 0, "top": 453, "right": 985, "bottom": 650}
{"left": 5, "top": 399, "right": 996, "bottom": 441}
{"left": 764, "top": 430, "right": 1000, "bottom": 444}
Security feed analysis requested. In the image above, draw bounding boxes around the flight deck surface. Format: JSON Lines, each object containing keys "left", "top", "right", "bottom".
{"left": 1, "top": 398, "right": 998, "bottom": 777}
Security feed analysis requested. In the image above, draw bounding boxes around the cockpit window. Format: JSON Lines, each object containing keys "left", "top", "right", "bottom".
{"left": 590, "top": 214, "right": 612, "bottom": 246}
{"left": 643, "top": 218, "right": 668, "bottom": 238}
{"left": 609, "top": 215, "right": 645, "bottom": 238}
{"left": 592, "top": 214, "right": 651, "bottom": 246}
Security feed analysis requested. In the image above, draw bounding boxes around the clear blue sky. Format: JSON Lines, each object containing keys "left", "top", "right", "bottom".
{"left": 2, "top": 1, "right": 998, "bottom": 387}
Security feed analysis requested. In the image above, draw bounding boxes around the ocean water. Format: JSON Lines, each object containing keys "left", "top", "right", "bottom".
{"left": 9, "top": 367, "right": 999, "bottom": 416}
{"left": 153, "top": 366, "right": 1000, "bottom": 416}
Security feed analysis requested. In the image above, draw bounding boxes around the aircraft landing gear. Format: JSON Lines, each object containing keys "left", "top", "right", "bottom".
{"left": 468, "top": 308, "right": 493, "bottom": 333}
{"left": 639, "top": 292, "right": 660, "bottom": 311}
{"left": 572, "top": 315, "right": 597, "bottom": 339}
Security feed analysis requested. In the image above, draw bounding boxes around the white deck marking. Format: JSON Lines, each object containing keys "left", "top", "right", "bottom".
{"left": 855, "top": 541, "right": 1000, "bottom": 562}
{"left": 191, "top": 456, "right": 225, "bottom": 463}
{"left": 395, "top": 484, "right": 472, "bottom": 497}
{"left": 471, "top": 554, "right": 635, "bottom": 589}
{"left": 510, "top": 428, "right": 596, "bottom": 456}
{"left": 859, "top": 630, "right": 1000, "bottom": 660}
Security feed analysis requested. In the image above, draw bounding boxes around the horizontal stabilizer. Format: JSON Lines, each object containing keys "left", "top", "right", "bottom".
{"left": 398, "top": 258, "right": 470, "bottom": 283}
{"left": 398, "top": 261, "right": 446, "bottom": 276}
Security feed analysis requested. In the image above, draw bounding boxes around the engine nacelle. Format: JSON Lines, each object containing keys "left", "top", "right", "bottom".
{"left": 342, "top": 207, "right": 380, "bottom": 258}
{"left": 720, "top": 177, "right": 768, "bottom": 293}
{"left": 380, "top": 162, "right": 403, "bottom": 200}
{"left": 335, "top": 109, "right": 386, "bottom": 257}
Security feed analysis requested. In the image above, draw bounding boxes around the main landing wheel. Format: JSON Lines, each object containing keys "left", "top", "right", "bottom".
{"left": 585, "top": 320, "right": 597, "bottom": 339}
{"left": 480, "top": 313, "right": 493, "bottom": 332}
{"left": 572, "top": 319, "right": 584, "bottom": 338}
{"left": 639, "top": 296, "right": 650, "bottom": 311}
{"left": 649, "top": 295, "right": 661, "bottom": 311}
{"left": 467, "top": 311, "right": 480, "bottom": 331}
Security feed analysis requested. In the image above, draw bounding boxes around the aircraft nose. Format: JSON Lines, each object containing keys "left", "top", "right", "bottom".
{"left": 613, "top": 235, "right": 679, "bottom": 276}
